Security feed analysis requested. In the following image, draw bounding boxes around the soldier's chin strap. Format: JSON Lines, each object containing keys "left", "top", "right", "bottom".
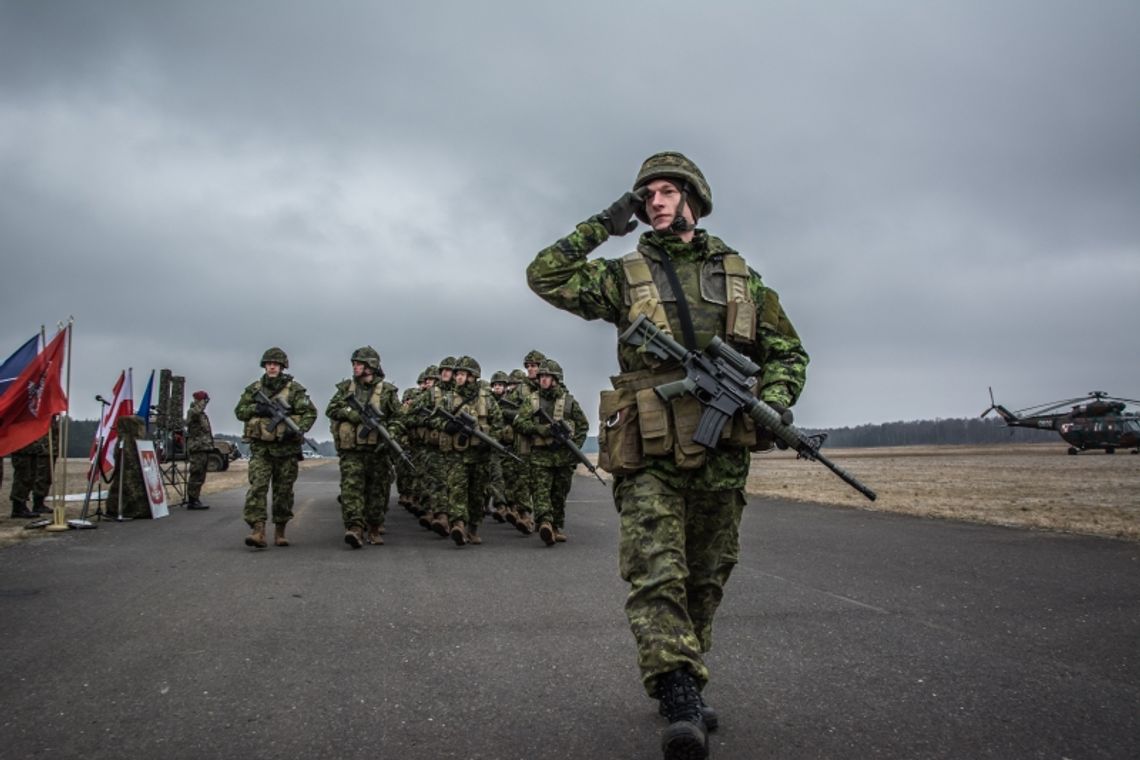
{"left": 669, "top": 182, "right": 698, "bottom": 233}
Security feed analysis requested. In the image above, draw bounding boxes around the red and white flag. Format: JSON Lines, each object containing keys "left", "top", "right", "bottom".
{"left": 88, "top": 369, "right": 133, "bottom": 481}
{"left": 0, "top": 328, "right": 69, "bottom": 457}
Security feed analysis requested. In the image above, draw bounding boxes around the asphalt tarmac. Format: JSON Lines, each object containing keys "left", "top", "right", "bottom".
{"left": 0, "top": 463, "right": 1136, "bottom": 759}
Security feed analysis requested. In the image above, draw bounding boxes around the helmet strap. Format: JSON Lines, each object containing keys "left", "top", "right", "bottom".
{"left": 669, "top": 182, "right": 697, "bottom": 233}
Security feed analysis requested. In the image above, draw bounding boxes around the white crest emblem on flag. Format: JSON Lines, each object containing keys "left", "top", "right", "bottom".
{"left": 25, "top": 370, "right": 46, "bottom": 418}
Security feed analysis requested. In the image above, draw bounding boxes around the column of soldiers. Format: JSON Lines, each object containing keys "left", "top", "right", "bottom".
{"left": 231, "top": 346, "right": 593, "bottom": 552}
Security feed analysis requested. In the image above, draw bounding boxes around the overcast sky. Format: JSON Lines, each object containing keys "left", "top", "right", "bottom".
{"left": 2, "top": 1, "right": 1138, "bottom": 436}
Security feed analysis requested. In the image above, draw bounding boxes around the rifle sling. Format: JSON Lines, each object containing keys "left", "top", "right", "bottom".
{"left": 655, "top": 252, "right": 698, "bottom": 351}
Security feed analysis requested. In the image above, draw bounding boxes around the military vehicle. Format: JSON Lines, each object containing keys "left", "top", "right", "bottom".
{"left": 982, "top": 388, "right": 1140, "bottom": 454}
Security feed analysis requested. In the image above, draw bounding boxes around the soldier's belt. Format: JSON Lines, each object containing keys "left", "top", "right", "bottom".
{"left": 609, "top": 366, "right": 686, "bottom": 392}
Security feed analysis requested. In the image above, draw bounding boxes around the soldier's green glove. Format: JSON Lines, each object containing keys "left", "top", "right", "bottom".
{"left": 344, "top": 408, "right": 361, "bottom": 424}
{"left": 595, "top": 189, "right": 645, "bottom": 237}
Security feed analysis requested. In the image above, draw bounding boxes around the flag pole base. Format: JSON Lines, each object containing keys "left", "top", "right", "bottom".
{"left": 44, "top": 504, "right": 71, "bottom": 533}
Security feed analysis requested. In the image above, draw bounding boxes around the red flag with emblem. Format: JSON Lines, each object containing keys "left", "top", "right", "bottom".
{"left": 0, "top": 328, "right": 69, "bottom": 457}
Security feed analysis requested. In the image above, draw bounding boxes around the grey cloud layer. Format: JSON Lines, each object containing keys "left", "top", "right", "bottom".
{"left": 2, "top": 1, "right": 1137, "bottom": 433}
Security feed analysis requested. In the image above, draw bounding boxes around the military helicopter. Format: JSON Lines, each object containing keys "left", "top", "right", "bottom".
{"left": 981, "top": 388, "right": 1140, "bottom": 454}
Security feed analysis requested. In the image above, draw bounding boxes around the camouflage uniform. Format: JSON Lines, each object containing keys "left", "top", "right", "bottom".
{"left": 411, "top": 358, "right": 456, "bottom": 531}
{"left": 399, "top": 367, "right": 438, "bottom": 518}
{"left": 485, "top": 371, "right": 514, "bottom": 517}
{"left": 499, "top": 369, "right": 532, "bottom": 524}
{"left": 422, "top": 356, "right": 504, "bottom": 545}
{"left": 234, "top": 349, "right": 317, "bottom": 537}
{"left": 502, "top": 353, "right": 544, "bottom": 532}
{"left": 9, "top": 418, "right": 60, "bottom": 515}
{"left": 185, "top": 394, "right": 214, "bottom": 504}
{"left": 511, "top": 361, "right": 589, "bottom": 542}
{"left": 526, "top": 152, "right": 809, "bottom": 699}
{"left": 395, "top": 383, "right": 421, "bottom": 511}
{"left": 326, "top": 348, "right": 403, "bottom": 545}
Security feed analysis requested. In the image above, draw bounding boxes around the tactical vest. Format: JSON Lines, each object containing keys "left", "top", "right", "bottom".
{"left": 243, "top": 381, "right": 295, "bottom": 442}
{"left": 332, "top": 380, "right": 390, "bottom": 451}
{"left": 599, "top": 247, "right": 762, "bottom": 473}
{"left": 436, "top": 385, "right": 492, "bottom": 452}
{"left": 522, "top": 393, "right": 574, "bottom": 451}
{"left": 621, "top": 246, "right": 756, "bottom": 345}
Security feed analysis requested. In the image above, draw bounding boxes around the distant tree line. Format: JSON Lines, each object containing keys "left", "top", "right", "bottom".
{"left": 802, "top": 417, "right": 1054, "bottom": 448}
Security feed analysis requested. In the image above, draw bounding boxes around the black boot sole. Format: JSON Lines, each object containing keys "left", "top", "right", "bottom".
{"left": 661, "top": 722, "right": 709, "bottom": 760}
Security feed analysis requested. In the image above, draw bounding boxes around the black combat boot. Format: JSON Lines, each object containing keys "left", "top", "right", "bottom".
{"left": 653, "top": 669, "right": 709, "bottom": 760}
{"left": 186, "top": 497, "right": 210, "bottom": 510}
{"left": 10, "top": 499, "right": 37, "bottom": 519}
{"left": 660, "top": 691, "right": 718, "bottom": 732}
{"left": 32, "top": 495, "right": 52, "bottom": 514}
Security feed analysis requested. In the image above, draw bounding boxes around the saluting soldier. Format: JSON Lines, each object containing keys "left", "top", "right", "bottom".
{"left": 527, "top": 151, "right": 809, "bottom": 759}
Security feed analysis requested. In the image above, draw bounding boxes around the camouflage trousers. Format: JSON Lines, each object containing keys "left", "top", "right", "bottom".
{"left": 419, "top": 446, "right": 448, "bottom": 511}
{"left": 9, "top": 453, "right": 53, "bottom": 503}
{"left": 442, "top": 450, "right": 491, "bottom": 528}
{"left": 504, "top": 454, "right": 533, "bottom": 514}
{"left": 528, "top": 463, "right": 575, "bottom": 528}
{"left": 486, "top": 452, "right": 507, "bottom": 508}
{"left": 614, "top": 471, "right": 745, "bottom": 696}
{"left": 394, "top": 449, "right": 415, "bottom": 501}
{"left": 187, "top": 452, "right": 208, "bottom": 500}
{"left": 338, "top": 448, "right": 392, "bottom": 530}
{"left": 243, "top": 449, "right": 300, "bottom": 526}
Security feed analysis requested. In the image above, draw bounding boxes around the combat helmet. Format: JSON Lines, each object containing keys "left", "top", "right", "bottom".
{"left": 632, "top": 151, "right": 712, "bottom": 225}
{"left": 351, "top": 346, "right": 382, "bottom": 373}
{"left": 509, "top": 369, "right": 527, "bottom": 384}
{"left": 537, "top": 358, "right": 564, "bottom": 382}
{"left": 490, "top": 370, "right": 510, "bottom": 385}
{"left": 439, "top": 356, "right": 459, "bottom": 372}
{"left": 456, "top": 355, "right": 481, "bottom": 379}
{"left": 260, "top": 347, "right": 289, "bottom": 369}
{"left": 424, "top": 364, "right": 440, "bottom": 381}
{"left": 523, "top": 349, "right": 546, "bottom": 366}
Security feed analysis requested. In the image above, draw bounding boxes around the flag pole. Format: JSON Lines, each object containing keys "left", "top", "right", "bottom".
{"left": 46, "top": 319, "right": 73, "bottom": 532}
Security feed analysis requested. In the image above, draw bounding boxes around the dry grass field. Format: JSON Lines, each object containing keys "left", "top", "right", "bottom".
{"left": 745, "top": 443, "right": 1139, "bottom": 541}
{"left": 2, "top": 444, "right": 1137, "bottom": 547}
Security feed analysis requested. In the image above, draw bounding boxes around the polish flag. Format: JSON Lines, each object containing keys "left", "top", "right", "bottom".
{"left": 88, "top": 369, "right": 133, "bottom": 482}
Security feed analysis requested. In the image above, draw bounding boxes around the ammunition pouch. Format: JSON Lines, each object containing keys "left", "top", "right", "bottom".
{"left": 332, "top": 420, "right": 380, "bottom": 452}
{"left": 598, "top": 366, "right": 759, "bottom": 473}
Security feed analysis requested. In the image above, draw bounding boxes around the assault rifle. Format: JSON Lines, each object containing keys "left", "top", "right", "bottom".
{"left": 618, "top": 315, "right": 877, "bottom": 501}
{"left": 254, "top": 389, "right": 321, "bottom": 453}
{"left": 345, "top": 395, "right": 416, "bottom": 470}
{"left": 432, "top": 407, "right": 523, "bottom": 463}
{"left": 538, "top": 408, "right": 606, "bottom": 484}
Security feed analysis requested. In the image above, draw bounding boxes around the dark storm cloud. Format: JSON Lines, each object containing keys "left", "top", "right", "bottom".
{"left": 1, "top": 1, "right": 1137, "bottom": 433}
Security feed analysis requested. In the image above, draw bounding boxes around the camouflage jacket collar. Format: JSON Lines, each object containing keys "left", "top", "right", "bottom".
{"left": 538, "top": 385, "right": 565, "bottom": 402}
{"left": 639, "top": 229, "right": 737, "bottom": 265}
{"left": 261, "top": 373, "right": 292, "bottom": 394}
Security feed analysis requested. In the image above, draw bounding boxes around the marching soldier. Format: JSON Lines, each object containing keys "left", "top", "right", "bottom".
{"left": 527, "top": 151, "right": 809, "bottom": 758}
{"left": 234, "top": 347, "right": 317, "bottom": 549}
{"left": 325, "top": 347, "right": 402, "bottom": 548}
{"left": 511, "top": 359, "right": 589, "bottom": 546}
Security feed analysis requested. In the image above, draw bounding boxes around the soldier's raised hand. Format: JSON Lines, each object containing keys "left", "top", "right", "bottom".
{"left": 596, "top": 188, "right": 646, "bottom": 236}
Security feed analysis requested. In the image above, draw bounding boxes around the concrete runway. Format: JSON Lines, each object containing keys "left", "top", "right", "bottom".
{"left": 0, "top": 462, "right": 1136, "bottom": 759}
